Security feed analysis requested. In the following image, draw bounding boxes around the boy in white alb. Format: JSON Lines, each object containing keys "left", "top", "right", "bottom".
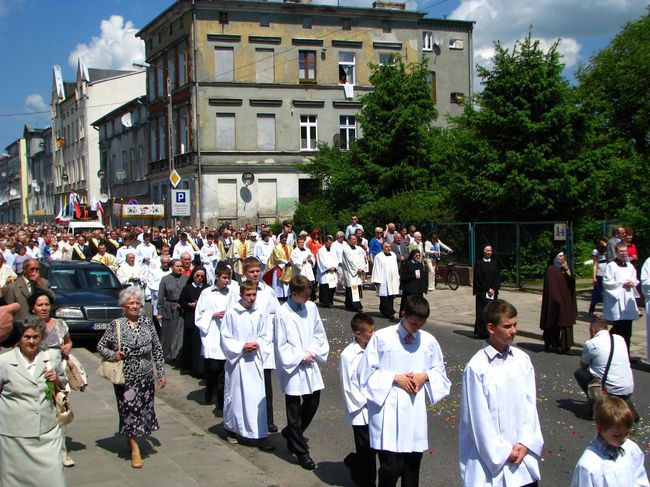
{"left": 220, "top": 280, "right": 274, "bottom": 450}
{"left": 460, "top": 299, "right": 544, "bottom": 487}
{"left": 340, "top": 313, "right": 377, "bottom": 487}
{"left": 358, "top": 295, "right": 451, "bottom": 487}
{"left": 571, "top": 395, "right": 649, "bottom": 487}
{"left": 275, "top": 275, "right": 330, "bottom": 470}
{"left": 194, "top": 263, "right": 238, "bottom": 408}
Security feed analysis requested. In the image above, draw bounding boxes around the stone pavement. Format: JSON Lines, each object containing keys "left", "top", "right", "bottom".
{"left": 64, "top": 349, "right": 274, "bottom": 487}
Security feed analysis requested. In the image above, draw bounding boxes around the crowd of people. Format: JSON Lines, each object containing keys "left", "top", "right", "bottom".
{"left": 0, "top": 218, "right": 647, "bottom": 486}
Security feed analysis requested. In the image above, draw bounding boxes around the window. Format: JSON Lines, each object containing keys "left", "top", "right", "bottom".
{"left": 178, "top": 42, "right": 187, "bottom": 85}
{"left": 342, "top": 18, "right": 351, "bottom": 31}
{"left": 338, "top": 52, "right": 355, "bottom": 85}
{"left": 256, "top": 48, "right": 275, "bottom": 83}
{"left": 299, "top": 51, "right": 317, "bottom": 83}
{"left": 257, "top": 114, "right": 276, "bottom": 150}
{"left": 379, "top": 53, "right": 395, "bottom": 65}
{"left": 451, "top": 92, "right": 465, "bottom": 104}
{"left": 339, "top": 115, "right": 356, "bottom": 150}
{"left": 148, "top": 69, "right": 156, "bottom": 101}
{"left": 158, "top": 115, "right": 166, "bottom": 159}
{"left": 427, "top": 71, "right": 437, "bottom": 100}
{"left": 422, "top": 31, "right": 433, "bottom": 51}
{"left": 219, "top": 11, "right": 229, "bottom": 24}
{"left": 168, "top": 50, "right": 176, "bottom": 91}
{"left": 383, "top": 20, "right": 391, "bottom": 33}
{"left": 302, "top": 16, "right": 312, "bottom": 29}
{"left": 150, "top": 121, "right": 158, "bottom": 161}
{"left": 129, "top": 149, "right": 136, "bottom": 180}
{"left": 260, "top": 14, "right": 269, "bottom": 27}
{"left": 215, "top": 47, "right": 234, "bottom": 81}
{"left": 449, "top": 38, "right": 464, "bottom": 50}
{"left": 179, "top": 106, "right": 188, "bottom": 154}
{"left": 216, "top": 114, "right": 236, "bottom": 150}
{"left": 300, "top": 115, "right": 317, "bottom": 151}
{"left": 138, "top": 146, "right": 144, "bottom": 179}
{"left": 156, "top": 57, "right": 164, "bottom": 96}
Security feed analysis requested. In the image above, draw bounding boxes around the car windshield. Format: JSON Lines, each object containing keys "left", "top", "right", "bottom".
{"left": 49, "top": 267, "right": 121, "bottom": 290}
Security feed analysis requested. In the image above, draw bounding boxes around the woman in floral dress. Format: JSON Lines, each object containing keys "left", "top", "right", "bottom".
{"left": 97, "top": 286, "right": 166, "bottom": 469}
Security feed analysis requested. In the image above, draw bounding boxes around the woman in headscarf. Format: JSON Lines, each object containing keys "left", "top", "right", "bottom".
{"left": 539, "top": 249, "right": 577, "bottom": 353}
{"left": 399, "top": 249, "right": 428, "bottom": 317}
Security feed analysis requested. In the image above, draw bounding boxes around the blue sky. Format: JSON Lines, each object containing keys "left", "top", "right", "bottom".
{"left": 0, "top": 0, "right": 646, "bottom": 147}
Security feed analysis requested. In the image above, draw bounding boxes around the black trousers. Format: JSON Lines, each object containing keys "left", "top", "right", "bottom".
{"left": 284, "top": 391, "right": 321, "bottom": 456}
{"left": 377, "top": 450, "right": 423, "bottom": 487}
{"left": 264, "top": 369, "right": 274, "bottom": 425}
{"left": 379, "top": 296, "right": 396, "bottom": 318}
{"left": 611, "top": 320, "right": 632, "bottom": 351}
{"left": 204, "top": 358, "right": 225, "bottom": 408}
{"left": 474, "top": 293, "right": 495, "bottom": 338}
{"left": 344, "top": 425, "right": 377, "bottom": 487}
{"left": 180, "top": 327, "right": 203, "bottom": 373}
{"left": 319, "top": 284, "right": 336, "bottom": 307}
{"left": 345, "top": 286, "right": 363, "bottom": 311}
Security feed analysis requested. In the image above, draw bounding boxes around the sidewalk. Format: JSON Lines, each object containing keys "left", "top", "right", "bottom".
{"left": 64, "top": 349, "right": 271, "bottom": 487}
{"left": 357, "top": 283, "right": 648, "bottom": 360}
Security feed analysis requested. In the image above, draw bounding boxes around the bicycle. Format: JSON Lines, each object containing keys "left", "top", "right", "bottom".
{"left": 434, "top": 251, "right": 460, "bottom": 291}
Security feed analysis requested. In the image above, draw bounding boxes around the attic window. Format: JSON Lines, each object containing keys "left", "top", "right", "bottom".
{"left": 219, "top": 12, "right": 229, "bottom": 25}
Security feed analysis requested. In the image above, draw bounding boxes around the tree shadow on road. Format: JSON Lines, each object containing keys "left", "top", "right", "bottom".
{"left": 556, "top": 398, "right": 593, "bottom": 421}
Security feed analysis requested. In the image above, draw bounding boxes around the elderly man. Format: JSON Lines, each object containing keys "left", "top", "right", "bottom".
{"left": 180, "top": 252, "right": 194, "bottom": 276}
{"left": 342, "top": 235, "right": 366, "bottom": 312}
{"left": 148, "top": 255, "right": 172, "bottom": 333}
{"left": 4, "top": 258, "right": 54, "bottom": 320}
{"left": 90, "top": 243, "right": 118, "bottom": 272}
{"left": 116, "top": 252, "right": 147, "bottom": 287}
{"left": 372, "top": 242, "right": 400, "bottom": 320}
{"left": 316, "top": 236, "right": 338, "bottom": 307}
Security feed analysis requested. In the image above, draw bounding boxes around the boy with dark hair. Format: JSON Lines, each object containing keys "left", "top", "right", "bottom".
{"left": 194, "top": 262, "right": 238, "bottom": 407}
{"left": 460, "top": 299, "right": 544, "bottom": 486}
{"left": 358, "top": 295, "right": 450, "bottom": 486}
{"left": 340, "top": 313, "right": 377, "bottom": 486}
{"left": 220, "top": 280, "right": 274, "bottom": 450}
{"left": 571, "top": 396, "right": 648, "bottom": 486}
{"left": 275, "top": 275, "right": 330, "bottom": 470}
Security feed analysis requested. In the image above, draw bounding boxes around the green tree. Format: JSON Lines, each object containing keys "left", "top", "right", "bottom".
{"left": 297, "top": 56, "right": 450, "bottom": 228}
{"left": 448, "top": 33, "right": 589, "bottom": 221}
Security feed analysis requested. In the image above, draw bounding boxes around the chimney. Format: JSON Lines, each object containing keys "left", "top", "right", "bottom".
{"left": 372, "top": 1, "right": 405, "bottom": 9}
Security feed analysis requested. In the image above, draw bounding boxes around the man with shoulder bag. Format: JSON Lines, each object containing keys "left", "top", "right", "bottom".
{"left": 574, "top": 317, "right": 638, "bottom": 421}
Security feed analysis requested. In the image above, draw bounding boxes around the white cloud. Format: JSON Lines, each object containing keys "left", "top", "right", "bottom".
{"left": 24, "top": 94, "right": 48, "bottom": 113}
{"left": 68, "top": 15, "right": 144, "bottom": 70}
{"left": 448, "top": 0, "right": 646, "bottom": 70}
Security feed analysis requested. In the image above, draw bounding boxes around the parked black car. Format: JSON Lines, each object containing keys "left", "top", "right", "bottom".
{"left": 39, "top": 261, "right": 124, "bottom": 336}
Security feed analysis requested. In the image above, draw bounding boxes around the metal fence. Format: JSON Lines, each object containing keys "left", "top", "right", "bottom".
{"left": 422, "top": 221, "right": 574, "bottom": 288}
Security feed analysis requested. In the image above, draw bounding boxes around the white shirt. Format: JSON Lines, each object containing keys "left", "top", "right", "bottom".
{"left": 58, "top": 241, "right": 73, "bottom": 261}
{"left": 571, "top": 437, "right": 649, "bottom": 487}
{"left": 172, "top": 241, "right": 196, "bottom": 260}
{"left": 199, "top": 242, "right": 221, "bottom": 267}
{"left": 603, "top": 261, "right": 639, "bottom": 321}
{"left": 195, "top": 282, "right": 239, "bottom": 360}
{"left": 136, "top": 242, "right": 158, "bottom": 265}
{"left": 25, "top": 246, "right": 42, "bottom": 259}
{"left": 345, "top": 223, "right": 364, "bottom": 239}
{"left": 291, "top": 246, "right": 315, "bottom": 281}
{"left": 339, "top": 341, "right": 368, "bottom": 426}
{"left": 331, "top": 240, "right": 345, "bottom": 266}
{"left": 116, "top": 245, "right": 137, "bottom": 266}
{"left": 371, "top": 251, "right": 400, "bottom": 297}
{"left": 581, "top": 330, "right": 633, "bottom": 396}
{"left": 253, "top": 239, "right": 275, "bottom": 265}
{"left": 316, "top": 245, "right": 339, "bottom": 287}
{"left": 460, "top": 342, "right": 544, "bottom": 486}
{"left": 274, "top": 299, "right": 329, "bottom": 396}
{"left": 358, "top": 323, "right": 451, "bottom": 453}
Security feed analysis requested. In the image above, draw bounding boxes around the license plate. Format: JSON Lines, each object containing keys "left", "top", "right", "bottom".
{"left": 93, "top": 323, "right": 110, "bottom": 330}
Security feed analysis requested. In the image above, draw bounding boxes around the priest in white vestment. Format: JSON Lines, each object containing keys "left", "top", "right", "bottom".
{"left": 342, "top": 235, "right": 366, "bottom": 312}
{"left": 371, "top": 242, "right": 400, "bottom": 319}
{"left": 316, "top": 236, "right": 338, "bottom": 307}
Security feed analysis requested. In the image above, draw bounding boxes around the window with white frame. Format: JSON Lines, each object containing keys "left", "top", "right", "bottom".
{"left": 300, "top": 115, "right": 317, "bottom": 151}
{"left": 216, "top": 113, "right": 236, "bottom": 150}
{"left": 339, "top": 115, "right": 356, "bottom": 150}
{"left": 422, "top": 31, "right": 433, "bottom": 51}
{"left": 338, "top": 52, "right": 355, "bottom": 85}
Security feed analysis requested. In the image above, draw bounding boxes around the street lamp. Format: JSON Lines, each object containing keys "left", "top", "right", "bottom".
{"left": 133, "top": 60, "right": 174, "bottom": 174}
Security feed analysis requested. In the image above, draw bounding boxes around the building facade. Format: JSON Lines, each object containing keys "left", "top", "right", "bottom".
{"left": 137, "top": 0, "right": 474, "bottom": 227}
{"left": 26, "top": 126, "right": 55, "bottom": 223}
{"left": 92, "top": 96, "right": 151, "bottom": 227}
{"left": 50, "top": 61, "right": 146, "bottom": 213}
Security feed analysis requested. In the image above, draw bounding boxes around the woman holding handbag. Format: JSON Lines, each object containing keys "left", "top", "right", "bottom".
{"left": 28, "top": 290, "right": 75, "bottom": 468}
{"left": 0, "top": 317, "right": 67, "bottom": 487}
{"left": 97, "top": 287, "right": 166, "bottom": 469}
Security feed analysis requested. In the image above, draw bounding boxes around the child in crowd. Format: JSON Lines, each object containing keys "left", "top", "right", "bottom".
{"left": 571, "top": 396, "right": 649, "bottom": 486}
{"left": 459, "top": 299, "right": 544, "bottom": 487}
{"left": 358, "top": 295, "right": 450, "bottom": 487}
{"left": 340, "top": 313, "right": 377, "bottom": 487}
{"left": 220, "top": 280, "right": 274, "bottom": 450}
{"left": 275, "top": 275, "right": 330, "bottom": 470}
{"left": 194, "top": 262, "right": 238, "bottom": 408}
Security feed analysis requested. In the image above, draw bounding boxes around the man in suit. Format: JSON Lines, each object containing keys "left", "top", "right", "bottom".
{"left": 71, "top": 235, "right": 92, "bottom": 261}
{"left": 4, "top": 259, "right": 55, "bottom": 320}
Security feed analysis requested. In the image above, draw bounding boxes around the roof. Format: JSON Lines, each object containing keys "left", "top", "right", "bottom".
{"left": 88, "top": 68, "right": 134, "bottom": 83}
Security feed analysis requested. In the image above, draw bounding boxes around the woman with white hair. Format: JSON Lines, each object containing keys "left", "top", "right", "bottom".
{"left": 97, "top": 286, "right": 166, "bottom": 469}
